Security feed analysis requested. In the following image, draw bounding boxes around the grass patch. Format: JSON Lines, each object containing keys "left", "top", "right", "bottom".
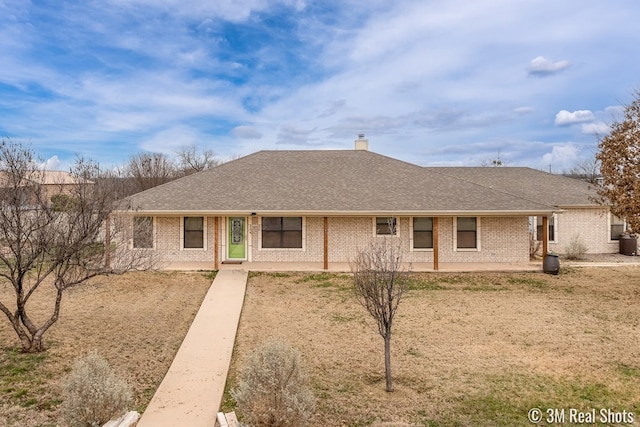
{"left": 431, "top": 373, "right": 640, "bottom": 427}
{"left": 0, "top": 347, "right": 48, "bottom": 407}
{"left": 295, "top": 272, "right": 352, "bottom": 290}
{"left": 0, "top": 347, "right": 48, "bottom": 382}
{"left": 330, "top": 313, "right": 359, "bottom": 323}
{"left": 406, "top": 277, "right": 448, "bottom": 291}
{"left": 296, "top": 272, "right": 336, "bottom": 283}
{"left": 199, "top": 270, "right": 218, "bottom": 280}
{"left": 267, "top": 272, "right": 292, "bottom": 278}
{"left": 507, "top": 276, "right": 550, "bottom": 290}
{"left": 616, "top": 363, "right": 640, "bottom": 378}
{"left": 461, "top": 283, "right": 506, "bottom": 292}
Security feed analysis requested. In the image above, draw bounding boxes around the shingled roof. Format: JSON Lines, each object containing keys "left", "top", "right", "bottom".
{"left": 125, "top": 150, "right": 556, "bottom": 216}
{"left": 428, "top": 167, "right": 598, "bottom": 207}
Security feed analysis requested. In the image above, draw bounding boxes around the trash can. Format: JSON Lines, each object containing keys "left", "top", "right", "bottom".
{"left": 543, "top": 253, "right": 560, "bottom": 275}
{"left": 619, "top": 234, "right": 638, "bottom": 256}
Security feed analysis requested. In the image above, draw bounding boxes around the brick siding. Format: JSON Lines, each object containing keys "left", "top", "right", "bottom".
{"left": 549, "top": 207, "right": 619, "bottom": 254}
{"left": 149, "top": 215, "right": 531, "bottom": 264}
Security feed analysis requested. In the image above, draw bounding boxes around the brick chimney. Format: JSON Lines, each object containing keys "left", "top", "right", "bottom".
{"left": 354, "top": 134, "right": 368, "bottom": 150}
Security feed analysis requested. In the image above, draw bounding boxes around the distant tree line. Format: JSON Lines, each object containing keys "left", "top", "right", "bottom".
{"left": 101, "top": 144, "right": 223, "bottom": 198}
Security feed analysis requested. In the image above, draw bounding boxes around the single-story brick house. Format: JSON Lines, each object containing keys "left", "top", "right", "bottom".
{"left": 121, "top": 137, "right": 620, "bottom": 270}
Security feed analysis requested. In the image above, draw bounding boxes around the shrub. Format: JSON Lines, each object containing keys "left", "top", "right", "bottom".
{"left": 61, "top": 351, "right": 133, "bottom": 427}
{"left": 232, "top": 340, "right": 315, "bottom": 427}
{"left": 529, "top": 231, "right": 542, "bottom": 259}
{"left": 565, "top": 234, "right": 588, "bottom": 260}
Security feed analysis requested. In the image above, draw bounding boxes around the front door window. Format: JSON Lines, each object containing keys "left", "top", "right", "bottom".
{"left": 228, "top": 217, "right": 246, "bottom": 259}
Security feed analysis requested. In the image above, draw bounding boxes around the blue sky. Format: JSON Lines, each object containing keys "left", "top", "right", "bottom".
{"left": 1, "top": 0, "right": 638, "bottom": 171}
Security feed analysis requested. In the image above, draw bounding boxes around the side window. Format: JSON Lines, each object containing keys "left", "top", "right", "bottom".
{"left": 413, "top": 217, "right": 433, "bottom": 249}
{"left": 376, "top": 217, "right": 397, "bottom": 236}
{"left": 457, "top": 217, "right": 477, "bottom": 249}
{"left": 610, "top": 214, "right": 625, "bottom": 241}
{"left": 184, "top": 217, "right": 204, "bottom": 248}
{"left": 536, "top": 215, "right": 555, "bottom": 241}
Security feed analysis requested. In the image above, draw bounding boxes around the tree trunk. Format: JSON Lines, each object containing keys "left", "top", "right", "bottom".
{"left": 384, "top": 333, "right": 393, "bottom": 392}
{"left": 24, "top": 335, "right": 45, "bottom": 353}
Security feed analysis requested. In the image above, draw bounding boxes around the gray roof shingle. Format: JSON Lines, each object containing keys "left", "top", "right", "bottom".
{"left": 125, "top": 150, "right": 559, "bottom": 215}
{"left": 428, "top": 167, "right": 598, "bottom": 207}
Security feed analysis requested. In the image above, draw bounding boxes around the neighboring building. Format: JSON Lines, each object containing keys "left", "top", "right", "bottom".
{"left": 0, "top": 170, "right": 93, "bottom": 207}
{"left": 125, "top": 136, "right": 615, "bottom": 270}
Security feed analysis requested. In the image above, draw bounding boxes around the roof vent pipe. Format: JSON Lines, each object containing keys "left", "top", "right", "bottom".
{"left": 355, "top": 134, "right": 369, "bottom": 151}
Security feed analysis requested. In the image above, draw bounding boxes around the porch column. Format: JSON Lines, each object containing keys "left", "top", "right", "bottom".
{"left": 214, "top": 216, "right": 219, "bottom": 270}
{"left": 323, "top": 217, "right": 328, "bottom": 270}
{"left": 433, "top": 217, "right": 439, "bottom": 271}
{"left": 542, "top": 215, "right": 549, "bottom": 260}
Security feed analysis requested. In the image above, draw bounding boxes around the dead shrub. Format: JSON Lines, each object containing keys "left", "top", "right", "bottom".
{"left": 529, "top": 231, "right": 542, "bottom": 259}
{"left": 61, "top": 351, "right": 133, "bottom": 427}
{"left": 232, "top": 339, "right": 315, "bottom": 427}
{"left": 565, "top": 234, "right": 588, "bottom": 260}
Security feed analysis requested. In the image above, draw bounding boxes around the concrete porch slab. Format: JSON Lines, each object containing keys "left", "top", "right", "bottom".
{"left": 163, "top": 261, "right": 542, "bottom": 273}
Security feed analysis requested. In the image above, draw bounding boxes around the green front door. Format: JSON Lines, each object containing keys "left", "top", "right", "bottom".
{"left": 228, "top": 217, "right": 246, "bottom": 259}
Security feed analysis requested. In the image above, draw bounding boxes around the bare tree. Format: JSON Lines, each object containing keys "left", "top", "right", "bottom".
{"left": 563, "top": 155, "right": 601, "bottom": 184}
{"left": 175, "top": 144, "right": 221, "bottom": 176}
{"left": 596, "top": 90, "right": 640, "bottom": 232}
{"left": 125, "top": 152, "right": 176, "bottom": 193}
{"left": 0, "top": 140, "right": 154, "bottom": 353}
{"left": 350, "top": 238, "right": 409, "bottom": 392}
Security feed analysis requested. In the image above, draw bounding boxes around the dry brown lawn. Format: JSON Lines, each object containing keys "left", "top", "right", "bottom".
{"left": 0, "top": 270, "right": 213, "bottom": 427}
{"left": 223, "top": 267, "right": 640, "bottom": 426}
{"left": 2, "top": 267, "right": 640, "bottom": 427}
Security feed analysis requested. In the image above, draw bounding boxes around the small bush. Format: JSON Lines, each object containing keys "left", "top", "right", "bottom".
{"left": 61, "top": 351, "right": 133, "bottom": 427}
{"left": 232, "top": 340, "right": 315, "bottom": 427}
{"left": 529, "top": 231, "right": 542, "bottom": 259}
{"left": 565, "top": 234, "right": 588, "bottom": 260}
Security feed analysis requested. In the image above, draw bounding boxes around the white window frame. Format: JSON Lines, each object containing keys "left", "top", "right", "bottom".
{"left": 609, "top": 212, "right": 627, "bottom": 242}
{"left": 410, "top": 216, "right": 434, "bottom": 252}
{"left": 180, "top": 216, "right": 208, "bottom": 250}
{"left": 373, "top": 217, "right": 399, "bottom": 237}
{"left": 453, "top": 216, "right": 481, "bottom": 252}
{"left": 258, "top": 216, "right": 306, "bottom": 251}
{"left": 532, "top": 214, "right": 557, "bottom": 243}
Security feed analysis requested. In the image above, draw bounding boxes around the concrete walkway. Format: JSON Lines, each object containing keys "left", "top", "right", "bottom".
{"left": 137, "top": 269, "right": 248, "bottom": 427}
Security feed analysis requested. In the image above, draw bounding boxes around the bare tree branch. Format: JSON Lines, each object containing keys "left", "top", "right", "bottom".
{"left": 0, "top": 139, "right": 156, "bottom": 352}
{"left": 350, "top": 238, "right": 409, "bottom": 392}
{"left": 175, "top": 144, "right": 221, "bottom": 176}
{"left": 125, "top": 152, "right": 176, "bottom": 193}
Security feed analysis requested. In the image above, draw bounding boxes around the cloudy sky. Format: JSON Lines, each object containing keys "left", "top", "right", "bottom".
{"left": 1, "top": 0, "right": 638, "bottom": 171}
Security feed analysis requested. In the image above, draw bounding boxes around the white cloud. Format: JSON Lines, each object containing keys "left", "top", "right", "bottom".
{"left": 232, "top": 125, "right": 262, "bottom": 139}
{"left": 554, "top": 110, "right": 594, "bottom": 126}
{"left": 2, "top": 0, "right": 640, "bottom": 168}
{"left": 40, "top": 155, "right": 61, "bottom": 170}
{"left": 527, "top": 56, "right": 571, "bottom": 77}
{"left": 541, "top": 143, "right": 581, "bottom": 170}
{"left": 581, "top": 122, "right": 610, "bottom": 135}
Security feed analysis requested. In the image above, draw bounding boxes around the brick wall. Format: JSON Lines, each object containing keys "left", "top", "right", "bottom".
{"left": 150, "top": 215, "right": 532, "bottom": 264}
{"left": 549, "top": 207, "right": 618, "bottom": 254}
{"left": 155, "top": 216, "right": 215, "bottom": 262}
